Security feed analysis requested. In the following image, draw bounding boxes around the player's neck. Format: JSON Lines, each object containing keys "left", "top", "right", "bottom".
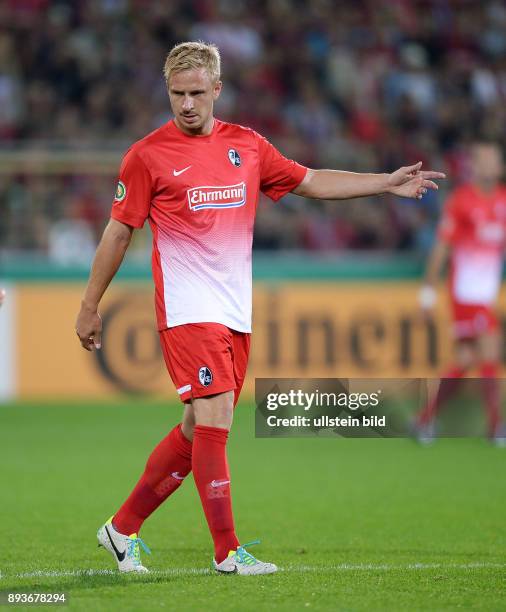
{"left": 174, "top": 116, "right": 215, "bottom": 137}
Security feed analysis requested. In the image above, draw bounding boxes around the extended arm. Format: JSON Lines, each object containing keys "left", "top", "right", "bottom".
{"left": 293, "top": 162, "right": 445, "bottom": 200}
{"left": 75, "top": 218, "right": 134, "bottom": 351}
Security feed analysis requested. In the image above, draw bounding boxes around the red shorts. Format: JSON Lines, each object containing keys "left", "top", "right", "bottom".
{"left": 159, "top": 323, "right": 251, "bottom": 405}
{"left": 451, "top": 302, "right": 498, "bottom": 339}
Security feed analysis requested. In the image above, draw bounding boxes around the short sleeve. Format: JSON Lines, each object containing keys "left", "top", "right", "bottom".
{"left": 437, "top": 190, "right": 462, "bottom": 244}
{"left": 111, "top": 148, "right": 153, "bottom": 228}
{"left": 255, "top": 132, "right": 307, "bottom": 202}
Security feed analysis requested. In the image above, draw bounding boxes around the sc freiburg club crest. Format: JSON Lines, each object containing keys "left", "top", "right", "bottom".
{"left": 228, "top": 148, "right": 241, "bottom": 167}
{"left": 199, "top": 366, "right": 213, "bottom": 387}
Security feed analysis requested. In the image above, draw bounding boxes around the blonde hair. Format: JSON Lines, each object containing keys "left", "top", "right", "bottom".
{"left": 163, "top": 41, "right": 221, "bottom": 85}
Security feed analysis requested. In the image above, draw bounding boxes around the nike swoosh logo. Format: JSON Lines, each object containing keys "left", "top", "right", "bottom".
{"left": 173, "top": 166, "right": 192, "bottom": 176}
{"left": 105, "top": 525, "right": 126, "bottom": 562}
{"left": 171, "top": 472, "right": 185, "bottom": 480}
{"left": 210, "top": 479, "right": 230, "bottom": 488}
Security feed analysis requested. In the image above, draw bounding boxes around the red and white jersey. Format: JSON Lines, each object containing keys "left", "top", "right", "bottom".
{"left": 111, "top": 119, "right": 307, "bottom": 332}
{"left": 438, "top": 183, "right": 506, "bottom": 304}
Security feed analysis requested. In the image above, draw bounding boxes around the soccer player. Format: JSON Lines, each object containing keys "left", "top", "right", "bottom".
{"left": 75, "top": 41, "right": 444, "bottom": 575}
{"left": 416, "top": 142, "right": 506, "bottom": 443}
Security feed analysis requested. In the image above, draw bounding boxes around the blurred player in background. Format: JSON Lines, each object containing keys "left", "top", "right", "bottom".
{"left": 75, "top": 41, "right": 444, "bottom": 575}
{"left": 416, "top": 142, "right": 506, "bottom": 444}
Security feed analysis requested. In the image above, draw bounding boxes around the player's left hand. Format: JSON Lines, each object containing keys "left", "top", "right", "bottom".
{"left": 387, "top": 162, "right": 446, "bottom": 199}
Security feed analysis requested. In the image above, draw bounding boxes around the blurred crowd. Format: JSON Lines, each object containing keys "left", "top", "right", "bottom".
{"left": 1, "top": 0, "right": 506, "bottom": 261}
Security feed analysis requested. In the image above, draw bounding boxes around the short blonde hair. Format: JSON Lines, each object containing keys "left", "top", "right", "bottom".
{"left": 163, "top": 41, "right": 221, "bottom": 85}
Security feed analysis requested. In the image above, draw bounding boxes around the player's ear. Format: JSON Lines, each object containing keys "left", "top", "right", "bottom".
{"left": 213, "top": 80, "right": 222, "bottom": 101}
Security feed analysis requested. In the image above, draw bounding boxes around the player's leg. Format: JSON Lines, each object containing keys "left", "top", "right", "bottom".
{"left": 477, "top": 327, "right": 503, "bottom": 440}
{"left": 189, "top": 330, "right": 275, "bottom": 574}
{"left": 114, "top": 326, "right": 202, "bottom": 528}
{"left": 191, "top": 390, "right": 238, "bottom": 563}
{"left": 416, "top": 301, "right": 472, "bottom": 433}
{"left": 181, "top": 401, "right": 196, "bottom": 440}
{"left": 191, "top": 389, "right": 276, "bottom": 575}
{"left": 111, "top": 410, "right": 193, "bottom": 536}
{"left": 97, "top": 328, "right": 199, "bottom": 572}
{"left": 114, "top": 402, "right": 195, "bottom": 531}
{"left": 97, "top": 404, "right": 193, "bottom": 572}
{"left": 416, "top": 338, "right": 475, "bottom": 435}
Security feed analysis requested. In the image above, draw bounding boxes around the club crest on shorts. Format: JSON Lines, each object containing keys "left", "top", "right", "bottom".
{"left": 199, "top": 366, "right": 213, "bottom": 387}
{"left": 228, "top": 148, "right": 241, "bottom": 167}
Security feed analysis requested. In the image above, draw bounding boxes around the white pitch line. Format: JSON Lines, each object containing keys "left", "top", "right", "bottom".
{"left": 3, "top": 562, "right": 505, "bottom": 580}
{"left": 290, "top": 562, "right": 506, "bottom": 572}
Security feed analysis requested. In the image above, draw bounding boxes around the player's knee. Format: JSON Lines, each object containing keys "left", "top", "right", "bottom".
{"left": 181, "top": 419, "right": 195, "bottom": 441}
{"left": 181, "top": 402, "right": 195, "bottom": 440}
{"left": 193, "top": 391, "right": 234, "bottom": 429}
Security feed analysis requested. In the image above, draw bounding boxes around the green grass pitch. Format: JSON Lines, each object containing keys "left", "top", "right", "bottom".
{"left": 1, "top": 399, "right": 505, "bottom": 611}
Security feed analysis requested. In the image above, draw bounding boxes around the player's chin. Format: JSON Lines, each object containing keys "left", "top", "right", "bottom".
{"left": 180, "top": 114, "right": 201, "bottom": 127}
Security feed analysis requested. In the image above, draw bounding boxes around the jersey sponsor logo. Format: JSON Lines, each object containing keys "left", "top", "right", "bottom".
{"left": 228, "top": 148, "right": 241, "bottom": 167}
{"left": 188, "top": 182, "right": 246, "bottom": 211}
{"left": 198, "top": 366, "right": 213, "bottom": 387}
{"left": 114, "top": 181, "right": 126, "bottom": 202}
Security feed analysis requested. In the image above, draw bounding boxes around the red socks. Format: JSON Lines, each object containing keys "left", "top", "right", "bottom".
{"left": 112, "top": 422, "right": 240, "bottom": 563}
{"left": 480, "top": 362, "right": 501, "bottom": 437}
{"left": 113, "top": 424, "right": 192, "bottom": 535}
{"left": 192, "top": 425, "right": 239, "bottom": 564}
{"left": 417, "top": 366, "right": 466, "bottom": 426}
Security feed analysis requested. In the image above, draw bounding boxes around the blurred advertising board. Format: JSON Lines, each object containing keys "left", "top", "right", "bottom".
{"left": 1, "top": 280, "right": 492, "bottom": 400}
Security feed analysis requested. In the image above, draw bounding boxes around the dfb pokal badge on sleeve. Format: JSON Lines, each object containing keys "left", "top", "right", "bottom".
{"left": 114, "top": 181, "right": 126, "bottom": 202}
